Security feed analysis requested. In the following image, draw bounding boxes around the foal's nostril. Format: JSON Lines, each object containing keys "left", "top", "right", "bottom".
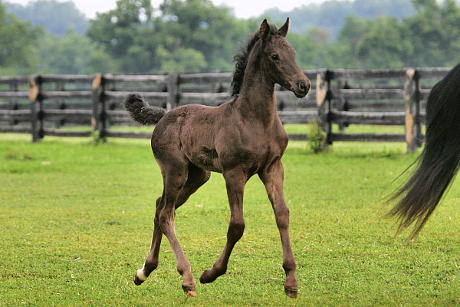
{"left": 298, "top": 82, "right": 305, "bottom": 91}
{"left": 296, "top": 80, "right": 309, "bottom": 93}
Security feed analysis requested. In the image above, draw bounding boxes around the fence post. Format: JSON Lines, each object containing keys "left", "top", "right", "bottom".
{"left": 92, "top": 73, "right": 106, "bottom": 141}
{"left": 167, "top": 73, "right": 179, "bottom": 109}
{"left": 404, "top": 69, "right": 420, "bottom": 153}
{"left": 29, "top": 75, "right": 43, "bottom": 143}
{"left": 316, "top": 70, "right": 333, "bottom": 145}
{"left": 336, "top": 78, "right": 346, "bottom": 132}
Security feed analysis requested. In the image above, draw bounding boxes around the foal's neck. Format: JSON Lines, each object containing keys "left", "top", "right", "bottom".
{"left": 237, "top": 65, "right": 277, "bottom": 126}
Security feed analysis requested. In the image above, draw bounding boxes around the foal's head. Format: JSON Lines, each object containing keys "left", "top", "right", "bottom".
{"left": 253, "top": 18, "right": 310, "bottom": 98}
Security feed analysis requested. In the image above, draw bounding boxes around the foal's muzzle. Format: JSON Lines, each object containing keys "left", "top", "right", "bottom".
{"left": 293, "top": 80, "right": 310, "bottom": 98}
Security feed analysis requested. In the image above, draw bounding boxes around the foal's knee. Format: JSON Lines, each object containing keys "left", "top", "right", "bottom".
{"left": 228, "top": 218, "right": 245, "bottom": 241}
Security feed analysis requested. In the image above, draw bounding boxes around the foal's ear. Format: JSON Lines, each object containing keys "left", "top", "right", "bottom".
{"left": 259, "top": 19, "right": 270, "bottom": 40}
{"left": 278, "top": 17, "right": 290, "bottom": 37}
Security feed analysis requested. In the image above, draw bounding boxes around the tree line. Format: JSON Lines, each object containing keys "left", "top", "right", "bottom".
{"left": 1, "top": 0, "right": 459, "bottom": 76}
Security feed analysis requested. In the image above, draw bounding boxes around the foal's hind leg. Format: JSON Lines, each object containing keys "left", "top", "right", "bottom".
{"left": 134, "top": 191, "right": 164, "bottom": 285}
{"left": 259, "top": 160, "right": 297, "bottom": 298}
{"left": 200, "top": 169, "right": 246, "bottom": 284}
{"left": 134, "top": 164, "right": 210, "bottom": 294}
{"left": 135, "top": 166, "right": 210, "bottom": 284}
{"left": 157, "top": 158, "right": 199, "bottom": 296}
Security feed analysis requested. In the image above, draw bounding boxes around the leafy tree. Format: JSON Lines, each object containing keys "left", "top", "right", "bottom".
{"left": 329, "top": 0, "right": 460, "bottom": 68}
{"left": 337, "top": 16, "right": 372, "bottom": 59}
{"left": 356, "top": 17, "right": 411, "bottom": 68}
{"left": 5, "top": 0, "right": 89, "bottom": 36}
{"left": 35, "top": 31, "right": 117, "bottom": 74}
{"left": 4, "top": 0, "right": 460, "bottom": 75}
{"left": 0, "top": 1, "right": 41, "bottom": 75}
{"left": 156, "top": 0, "right": 253, "bottom": 71}
{"left": 88, "top": 0, "right": 162, "bottom": 73}
{"left": 403, "top": 0, "right": 460, "bottom": 66}
{"left": 264, "top": 0, "right": 415, "bottom": 37}
{"left": 289, "top": 28, "right": 333, "bottom": 69}
{"left": 88, "top": 0, "right": 255, "bottom": 73}
{"left": 156, "top": 46, "right": 206, "bottom": 72}
{"left": 87, "top": 0, "right": 153, "bottom": 59}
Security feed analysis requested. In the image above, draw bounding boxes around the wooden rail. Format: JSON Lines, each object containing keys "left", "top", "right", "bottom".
{"left": 315, "top": 67, "right": 450, "bottom": 152}
{"left": 0, "top": 68, "right": 451, "bottom": 152}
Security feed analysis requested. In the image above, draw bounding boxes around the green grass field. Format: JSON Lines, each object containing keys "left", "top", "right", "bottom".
{"left": 0, "top": 131, "right": 459, "bottom": 306}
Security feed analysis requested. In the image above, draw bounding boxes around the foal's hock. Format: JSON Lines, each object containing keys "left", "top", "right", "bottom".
{"left": 126, "top": 18, "right": 310, "bottom": 298}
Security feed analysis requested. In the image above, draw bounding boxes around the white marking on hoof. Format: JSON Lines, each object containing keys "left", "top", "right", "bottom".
{"left": 136, "top": 268, "right": 147, "bottom": 281}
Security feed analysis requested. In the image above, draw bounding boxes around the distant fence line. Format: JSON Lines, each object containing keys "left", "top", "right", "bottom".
{"left": 0, "top": 67, "right": 451, "bottom": 152}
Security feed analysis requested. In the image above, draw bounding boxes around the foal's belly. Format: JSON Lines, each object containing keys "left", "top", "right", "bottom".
{"left": 186, "top": 143, "right": 273, "bottom": 176}
{"left": 187, "top": 146, "right": 223, "bottom": 173}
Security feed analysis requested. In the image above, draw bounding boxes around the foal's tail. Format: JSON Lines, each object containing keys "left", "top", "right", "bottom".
{"left": 389, "top": 63, "right": 460, "bottom": 239}
{"left": 125, "top": 94, "right": 166, "bottom": 125}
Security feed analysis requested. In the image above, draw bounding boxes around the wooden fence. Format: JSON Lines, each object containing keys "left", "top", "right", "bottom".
{"left": 0, "top": 67, "right": 450, "bottom": 152}
{"left": 316, "top": 67, "right": 450, "bottom": 152}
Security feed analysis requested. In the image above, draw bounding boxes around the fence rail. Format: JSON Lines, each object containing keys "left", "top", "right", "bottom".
{"left": 0, "top": 67, "right": 451, "bottom": 152}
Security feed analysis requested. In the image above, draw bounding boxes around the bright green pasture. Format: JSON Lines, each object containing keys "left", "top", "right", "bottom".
{"left": 0, "top": 133, "right": 458, "bottom": 306}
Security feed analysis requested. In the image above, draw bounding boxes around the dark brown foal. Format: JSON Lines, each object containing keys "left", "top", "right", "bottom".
{"left": 126, "top": 18, "right": 310, "bottom": 298}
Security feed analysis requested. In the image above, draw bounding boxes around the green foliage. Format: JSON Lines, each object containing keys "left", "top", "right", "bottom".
{"left": 87, "top": 0, "right": 254, "bottom": 73}
{"left": 268, "top": 0, "right": 460, "bottom": 69}
{"left": 356, "top": 17, "right": 411, "bottom": 68}
{"left": 402, "top": 0, "right": 460, "bottom": 67}
{"left": 35, "top": 31, "right": 117, "bottom": 74}
{"left": 91, "top": 130, "right": 107, "bottom": 145}
{"left": 264, "top": 0, "right": 415, "bottom": 37}
{"left": 307, "top": 119, "right": 327, "bottom": 154}
{"left": 289, "top": 28, "right": 331, "bottom": 69}
{"left": 2, "top": 0, "right": 460, "bottom": 75}
{"left": 156, "top": 46, "right": 207, "bottom": 73}
{"left": 0, "top": 134, "right": 459, "bottom": 305}
{"left": 290, "top": 0, "right": 460, "bottom": 69}
{"left": 5, "top": 0, "right": 89, "bottom": 36}
{"left": 0, "top": 2, "right": 41, "bottom": 75}
{"left": 292, "top": 0, "right": 460, "bottom": 69}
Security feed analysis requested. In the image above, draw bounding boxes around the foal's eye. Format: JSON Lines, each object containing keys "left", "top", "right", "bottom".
{"left": 271, "top": 54, "right": 280, "bottom": 61}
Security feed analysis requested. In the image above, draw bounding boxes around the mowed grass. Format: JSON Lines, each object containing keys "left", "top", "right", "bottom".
{"left": 0, "top": 132, "right": 459, "bottom": 306}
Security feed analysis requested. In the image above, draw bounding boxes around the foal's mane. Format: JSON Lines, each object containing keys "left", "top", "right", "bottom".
{"left": 230, "top": 23, "right": 279, "bottom": 97}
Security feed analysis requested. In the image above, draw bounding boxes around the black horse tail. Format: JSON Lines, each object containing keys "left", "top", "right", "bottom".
{"left": 125, "top": 94, "right": 166, "bottom": 125}
{"left": 389, "top": 63, "right": 460, "bottom": 238}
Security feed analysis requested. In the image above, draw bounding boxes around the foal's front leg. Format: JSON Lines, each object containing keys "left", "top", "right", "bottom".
{"left": 200, "top": 169, "right": 246, "bottom": 283}
{"left": 259, "top": 160, "right": 298, "bottom": 298}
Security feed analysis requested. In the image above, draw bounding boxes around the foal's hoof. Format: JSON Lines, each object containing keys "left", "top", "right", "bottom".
{"left": 133, "top": 274, "right": 144, "bottom": 286}
{"left": 199, "top": 270, "right": 217, "bottom": 284}
{"left": 133, "top": 269, "right": 147, "bottom": 286}
{"left": 182, "top": 285, "right": 196, "bottom": 297}
{"left": 284, "top": 286, "right": 298, "bottom": 298}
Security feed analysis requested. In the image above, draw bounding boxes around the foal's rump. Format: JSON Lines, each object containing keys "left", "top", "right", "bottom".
{"left": 389, "top": 63, "right": 460, "bottom": 238}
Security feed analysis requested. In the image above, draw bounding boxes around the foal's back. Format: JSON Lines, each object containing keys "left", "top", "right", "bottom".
{"left": 152, "top": 99, "right": 287, "bottom": 174}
